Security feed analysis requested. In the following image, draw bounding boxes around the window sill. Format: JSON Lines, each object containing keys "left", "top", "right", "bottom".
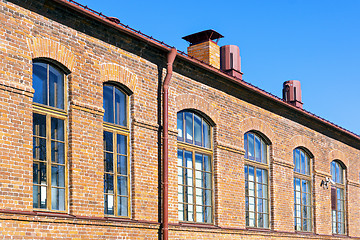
{"left": 178, "top": 222, "right": 218, "bottom": 229}
{"left": 246, "top": 227, "right": 271, "bottom": 232}
{"left": 33, "top": 210, "right": 73, "bottom": 218}
{"left": 332, "top": 234, "right": 348, "bottom": 238}
{"left": 295, "top": 230, "right": 314, "bottom": 235}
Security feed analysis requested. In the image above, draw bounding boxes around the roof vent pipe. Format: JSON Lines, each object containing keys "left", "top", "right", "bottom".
{"left": 220, "top": 45, "right": 243, "bottom": 79}
{"left": 283, "top": 80, "right": 303, "bottom": 109}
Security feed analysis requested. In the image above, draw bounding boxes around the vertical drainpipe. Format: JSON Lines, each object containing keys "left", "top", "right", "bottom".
{"left": 162, "top": 47, "right": 177, "bottom": 240}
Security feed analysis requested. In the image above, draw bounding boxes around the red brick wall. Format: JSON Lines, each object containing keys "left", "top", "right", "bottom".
{"left": 1, "top": 0, "right": 360, "bottom": 239}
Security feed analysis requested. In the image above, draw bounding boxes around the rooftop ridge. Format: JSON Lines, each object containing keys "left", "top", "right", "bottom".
{"left": 64, "top": 0, "right": 359, "bottom": 140}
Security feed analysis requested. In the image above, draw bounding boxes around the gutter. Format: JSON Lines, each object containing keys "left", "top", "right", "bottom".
{"left": 161, "top": 48, "right": 177, "bottom": 240}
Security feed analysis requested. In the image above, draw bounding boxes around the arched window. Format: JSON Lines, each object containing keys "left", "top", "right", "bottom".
{"left": 103, "top": 84, "right": 129, "bottom": 217}
{"left": 177, "top": 110, "right": 213, "bottom": 223}
{"left": 293, "top": 148, "right": 312, "bottom": 232}
{"left": 244, "top": 132, "right": 269, "bottom": 228}
{"left": 32, "top": 60, "right": 67, "bottom": 211}
{"left": 331, "top": 160, "right": 346, "bottom": 235}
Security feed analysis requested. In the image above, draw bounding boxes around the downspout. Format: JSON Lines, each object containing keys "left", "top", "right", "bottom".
{"left": 162, "top": 47, "right": 177, "bottom": 240}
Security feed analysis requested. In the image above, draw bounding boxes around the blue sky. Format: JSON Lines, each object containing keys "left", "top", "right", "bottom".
{"left": 76, "top": 0, "right": 360, "bottom": 135}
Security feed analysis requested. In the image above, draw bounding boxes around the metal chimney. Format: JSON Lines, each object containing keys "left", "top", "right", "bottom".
{"left": 220, "top": 45, "right": 243, "bottom": 79}
{"left": 283, "top": 80, "right": 303, "bottom": 109}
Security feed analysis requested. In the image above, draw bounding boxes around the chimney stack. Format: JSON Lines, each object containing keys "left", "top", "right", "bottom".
{"left": 283, "top": 80, "right": 303, "bottom": 109}
{"left": 183, "top": 30, "right": 223, "bottom": 68}
{"left": 220, "top": 45, "right": 243, "bottom": 79}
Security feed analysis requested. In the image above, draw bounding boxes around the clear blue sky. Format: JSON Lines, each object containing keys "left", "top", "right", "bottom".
{"left": 77, "top": 0, "right": 360, "bottom": 135}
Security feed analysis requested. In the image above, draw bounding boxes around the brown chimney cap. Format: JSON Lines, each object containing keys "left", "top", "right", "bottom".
{"left": 182, "top": 29, "right": 224, "bottom": 45}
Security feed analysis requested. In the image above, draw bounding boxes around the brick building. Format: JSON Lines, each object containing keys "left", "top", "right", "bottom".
{"left": 1, "top": 0, "right": 360, "bottom": 239}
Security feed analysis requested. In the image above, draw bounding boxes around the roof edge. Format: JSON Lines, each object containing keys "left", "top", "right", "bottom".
{"left": 51, "top": 0, "right": 360, "bottom": 142}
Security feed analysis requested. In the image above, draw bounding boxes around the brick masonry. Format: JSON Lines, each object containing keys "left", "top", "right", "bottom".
{"left": 1, "top": 0, "right": 360, "bottom": 239}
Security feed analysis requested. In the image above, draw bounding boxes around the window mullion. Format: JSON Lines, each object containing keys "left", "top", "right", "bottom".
{"left": 192, "top": 150, "right": 196, "bottom": 222}
{"left": 46, "top": 114, "right": 51, "bottom": 210}
{"left": 254, "top": 166, "right": 257, "bottom": 227}
{"left": 113, "top": 130, "right": 117, "bottom": 216}
{"left": 47, "top": 64, "right": 50, "bottom": 106}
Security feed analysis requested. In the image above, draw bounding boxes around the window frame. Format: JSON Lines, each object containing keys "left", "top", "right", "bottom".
{"left": 293, "top": 147, "right": 313, "bottom": 233}
{"left": 32, "top": 60, "right": 68, "bottom": 212}
{"left": 32, "top": 60, "right": 68, "bottom": 111}
{"left": 331, "top": 160, "right": 346, "bottom": 235}
{"left": 103, "top": 84, "right": 131, "bottom": 218}
{"left": 177, "top": 110, "right": 214, "bottom": 224}
{"left": 244, "top": 131, "right": 270, "bottom": 229}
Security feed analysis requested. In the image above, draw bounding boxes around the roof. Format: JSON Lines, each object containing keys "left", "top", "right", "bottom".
{"left": 182, "top": 30, "right": 224, "bottom": 45}
{"left": 53, "top": 0, "right": 360, "bottom": 142}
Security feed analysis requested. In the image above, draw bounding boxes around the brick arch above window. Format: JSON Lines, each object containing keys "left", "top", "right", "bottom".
{"left": 240, "top": 117, "right": 274, "bottom": 144}
{"left": 175, "top": 94, "right": 219, "bottom": 125}
{"left": 100, "top": 63, "right": 137, "bottom": 93}
{"left": 27, "top": 38, "right": 75, "bottom": 72}
{"left": 289, "top": 135, "right": 316, "bottom": 159}
{"left": 329, "top": 149, "right": 347, "bottom": 168}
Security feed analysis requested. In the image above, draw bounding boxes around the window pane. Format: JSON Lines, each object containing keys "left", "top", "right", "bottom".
{"left": 33, "top": 185, "right": 47, "bottom": 209}
{"left": 178, "top": 203, "right": 184, "bottom": 221}
{"left": 300, "top": 150, "right": 305, "bottom": 174}
{"left": 185, "top": 112, "right": 193, "bottom": 144}
{"left": 248, "top": 133, "right": 254, "bottom": 160}
{"left": 205, "top": 206, "right": 212, "bottom": 223}
{"left": 185, "top": 151, "right": 192, "bottom": 168}
{"left": 33, "top": 62, "right": 48, "bottom": 105}
{"left": 248, "top": 166, "right": 254, "bottom": 182}
{"left": 51, "top": 118, "right": 64, "bottom": 141}
{"left": 118, "top": 196, "right": 128, "bottom": 217}
{"left": 51, "top": 165, "right": 65, "bottom": 187}
{"left": 204, "top": 155, "right": 211, "bottom": 172}
{"left": 104, "top": 153, "right": 113, "bottom": 172}
{"left": 114, "top": 87, "right": 126, "bottom": 126}
{"left": 33, "top": 113, "right": 46, "bottom": 137}
{"left": 117, "top": 176, "right": 128, "bottom": 196}
{"left": 204, "top": 190, "right": 212, "bottom": 206}
{"left": 204, "top": 173, "right": 212, "bottom": 189}
{"left": 104, "top": 194, "right": 114, "bottom": 215}
{"left": 244, "top": 133, "right": 248, "bottom": 159}
{"left": 294, "top": 149, "right": 300, "bottom": 173}
{"left": 49, "top": 65, "right": 64, "bottom": 109}
{"left": 194, "top": 114, "right": 202, "bottom": 146}
{"left": 103, "top": 85, "right": 114, "bottom": 124}
{"left": 51, "top": 141, "right": 65, "bottom": 164}
{"left": 196, "top": 205, "right": 204, "bottom": 223}
{"left": 33, "top": 162, "right": 46, "bottom": 185}
{"left": 104, "top": 174, "right": 114, "bottom": 194}
{"left": 177, "top": 112, "right": 184, "bottom": 141}
{"left": 177, "top": 149, "right": 184, "bottom": 167}
{"left": 261, "top": 140, "right": 267, "bottom": 163}
{"left": 51, "top": 188, "right": 65, "bottom": 210}
{"left": 195, "top": 153, "right": 202, "bottom": 171}
{"left": 255, "top": 135, "right": 261, "bottom": 162}
{"left": 33, "top": 137, "right": 46, "bottom": 161}
{"left": 203, "top": 121, "right": 210, "bottom": 148}
{"left": 104, "top": 131, "right": 113, "bottom": 152}
{"left": 117, "top": 134, "right": 127, "bottom": 155}
{"left": 331, "top": 161, "right": 336, "bottom": 182}
{"left": 187, "top": 204, "right": 194, "bottom": 221}
{"left": 117, "top": 155, "right": 127, "bottom": 175}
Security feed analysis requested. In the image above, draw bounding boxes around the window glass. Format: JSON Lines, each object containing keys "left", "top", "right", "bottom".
{"left": 185, "top": 112, "right": 193, "bottom": 144}
{"left": 33, "top": 62, "right": 47, "bottom": 106}
{"left": 103, "top": 85, "right": 127, "bottom": 127}
{"left": 177, "top": 110, "right": 213, "bottom": 223}
{"left": 245, "top": 165, "right": 269, "bottom": 228}
{"left": 177, "top": 112, "right": 184, "bottom": 141}
{"left": 331, "top": 160, "right": 345, "bottom": 234}
{"left": 33, "top": 62, "right": 64, "bottom": 109}
{"left": 293, "top": 148, "right": 312, "bottom": 232}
